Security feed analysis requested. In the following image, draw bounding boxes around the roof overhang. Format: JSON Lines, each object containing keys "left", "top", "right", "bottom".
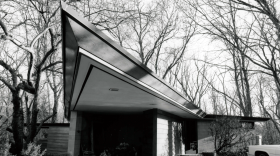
{"left": 24, "top": 123, "right": 70, "bottom": 129}
{"left": 202, "top": 114, "right": 270, "bottom": 122}
{"left": 61, "top": 2, "right": 206, "bottom": 120}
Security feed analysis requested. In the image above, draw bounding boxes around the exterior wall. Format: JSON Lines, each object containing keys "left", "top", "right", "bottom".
{"left": 157, "top": 110, "right": 185, "bottom": 156}
{"left": 46, "top": 127, "right": 69, "bottom": 154}
{"left": 197, "top": 121, "right": 215, "bottom": 153}
{"left": 67, "top": 111, "right": 82, "bottom": 156}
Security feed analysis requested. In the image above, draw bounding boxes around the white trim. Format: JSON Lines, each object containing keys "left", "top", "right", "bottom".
{"left": 79, "top": 48, "right": 202, "bottom": 118}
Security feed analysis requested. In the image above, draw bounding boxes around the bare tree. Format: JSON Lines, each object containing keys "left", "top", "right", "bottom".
{"left": 180, "top": 0, "right": 280, "bottom": 141}
{"left": 46, "top": 62, "right": 62, "bottom": 123}
{"left": 209, "top": 116, "right": 254, "bottom": 155}
{"left": 0, "top": 1, "right": 61, "bottom": 154}
{"left": 228, "top": 0, "right": 280, "bottom": 119}
{"left": 99, "top": 0, "right": 197, "bottom": 80}
{"left": 175, "top": 61, "right": 210, "bottom": 108}
{"left": 0, "top": 86, "right": 13, "bottom": 155}
{"left": 180, "top": 0, "right": 257, "bottom": 116}
{"left": 68, "top": 0, "right": 136, "bottom": 31}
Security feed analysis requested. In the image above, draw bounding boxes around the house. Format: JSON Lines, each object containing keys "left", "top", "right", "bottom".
{"left": 60, "top": 2, "right": 269, "bottom": 156}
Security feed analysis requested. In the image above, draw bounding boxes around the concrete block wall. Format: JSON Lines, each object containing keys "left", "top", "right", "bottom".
{"left": 157, "top": 110, "right": 185, "bottom": 156}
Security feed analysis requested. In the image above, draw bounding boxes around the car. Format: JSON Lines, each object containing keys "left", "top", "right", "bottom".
{"left": 248, "top": 145, "right": 280, "bottom": 156}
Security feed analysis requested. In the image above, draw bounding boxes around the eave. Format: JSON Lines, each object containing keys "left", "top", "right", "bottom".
{"left": 202, "top": 114, "right": 270, "bottom": 122}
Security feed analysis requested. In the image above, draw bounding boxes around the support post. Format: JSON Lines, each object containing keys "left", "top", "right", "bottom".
{"left": 143, "top": 109, "right": 157, "bottom": 156}
{"left": 67, "top": 111, "right": 82, "bottom": 156}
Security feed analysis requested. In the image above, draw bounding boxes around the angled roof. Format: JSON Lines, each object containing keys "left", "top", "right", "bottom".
{"left": 61, "top": 1, "right": 206, "bottom": 120}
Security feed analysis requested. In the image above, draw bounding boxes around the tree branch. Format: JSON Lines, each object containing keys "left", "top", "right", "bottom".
{"left": 0, "top": 19, "right": 9, "bottom": 36}
{"left": 41, "top": 61, "right": 62, "bottom": 72}
{"left": 0, "top": 60, "right": 16, "bottom": 77}
{"left": 37, "top": 47, "right": 57, "bottom": 70}
{"left": 35, "top": 112, "right": 57, "bottom": 136}
{"left": 6, "top": 127, "right": 13, "bottom": 133}
{"left": 30, "top": 25, "right": 57, "bottom": 48}
{"left": 0, "top": 76, "right": 15, "bottom": 91}
{"left": 17, "top": 81, "right": 35, "bottom": 94}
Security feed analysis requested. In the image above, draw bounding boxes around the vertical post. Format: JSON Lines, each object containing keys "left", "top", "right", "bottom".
{"left": 143, "top": 109, "right": 157, "bottom": 156}
{"left": 168, "top": 120, "right": 173, "bottom": 156}
{"left": 90, "top": 120, "right": 94, "bottom": 151}
{"left": 67, "top": 111, "right": 82, "bottom": 156}
{"left": 256, "top": 135, "right": 262, "bottom": 145}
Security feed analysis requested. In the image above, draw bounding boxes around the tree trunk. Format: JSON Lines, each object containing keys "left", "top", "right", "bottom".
{"left": 51, "top": 96, "right": 58, "bottom": 123}
{"left": 27, "top": 69, "right": 41, "bottom": 143}
{"left": 51, "top": 70, "right": 59, "bottom": 123}
{"left": 11, "top": 90, "right": 24, "bottom": 156}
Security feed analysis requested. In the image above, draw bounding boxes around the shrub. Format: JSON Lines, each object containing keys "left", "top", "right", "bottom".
{"left": 209, "top": 116, "right": 253, "bottom": 155}
{"left": 21, "top": 142, "right": 46, "bottom": 156}
{"left": 3, "top": 143, "right": 16, "bottom": 156}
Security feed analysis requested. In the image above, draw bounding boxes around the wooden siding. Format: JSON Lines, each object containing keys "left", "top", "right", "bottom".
{"left": 47, "top": 127, "right": 69, "bottom": 154}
